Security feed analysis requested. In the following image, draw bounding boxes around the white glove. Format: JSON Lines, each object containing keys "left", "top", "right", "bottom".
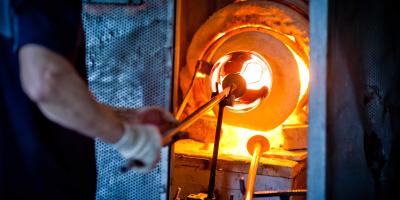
{"left": 113, "top": 123, "right": 162, "bottom": 172}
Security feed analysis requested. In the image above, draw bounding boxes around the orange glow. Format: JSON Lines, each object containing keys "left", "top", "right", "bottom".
{"left": 210, "top": 51, "right": 272, "bottom": 92}
{"left": 195, "top": 72, "right": 207, "bottom": 78}
{"left": 218, "top": 123, "right": 283, "bottom": 157}
{"left": 286, "top": 45, "right": 310, "bottom": 103}
{"left": 210, "top": 51, "right": 272, "bottom": 112}
{"left": 173, "top": 124, "right": 284, "bottom": 159}
{"left": 214, "top": 45, "right": 309, "bottom": 158}
{"left": 240, "top": 55, "right": 272, "bottom": 90}
{"left": 175, "top": 44, "right": 309, "bottom": 159}
{"left": 177, "top": 23, "right": 309, "bottom": 159}
{"left": 175, "top": 43, "right": 309, "bottom": 159}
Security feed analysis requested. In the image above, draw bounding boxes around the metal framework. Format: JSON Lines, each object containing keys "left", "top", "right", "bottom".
{"left": 308, "top": 0, "right": 328, "bottom": 199}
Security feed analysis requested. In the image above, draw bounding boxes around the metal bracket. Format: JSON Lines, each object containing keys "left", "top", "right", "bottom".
{"left": 206, "top": 90, "right": 237, "bottom": 199}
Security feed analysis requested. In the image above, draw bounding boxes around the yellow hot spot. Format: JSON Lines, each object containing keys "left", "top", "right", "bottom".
{"left": 218, "top": 123, "right": 283, "bottom": 158}
{"left": 286, "top": 45, "right": 310, "bottom": 102}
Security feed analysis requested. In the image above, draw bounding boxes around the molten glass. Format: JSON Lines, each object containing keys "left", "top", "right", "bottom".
{"left": 210, "top": 51, "right": 273, "bottom": 112}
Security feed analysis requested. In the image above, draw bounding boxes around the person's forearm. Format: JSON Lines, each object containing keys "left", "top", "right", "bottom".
{"left": 19, "top": 44, "right": 123, "bottom": 143}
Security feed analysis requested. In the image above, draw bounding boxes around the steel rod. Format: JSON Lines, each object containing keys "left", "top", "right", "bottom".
{"left": 121, "top": 87, "right": 231, "bottom": 172}
{"left": 175, "top": 62, "right": 200, "bottom": 120}
{"left": 206, "top": 97, "right": 227, "bottom": 199}
{"left": 162, "top": 87, "right": 230, "bottom": 146}
{"left": 244, "top": 142, "right": 263, "bottom": 200}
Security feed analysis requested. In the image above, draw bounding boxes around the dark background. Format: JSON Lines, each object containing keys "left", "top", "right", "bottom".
{"left": 326, "top": 0, "right": 400, "bottom": 199}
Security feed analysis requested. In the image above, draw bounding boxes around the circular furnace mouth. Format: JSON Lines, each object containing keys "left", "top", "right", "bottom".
{"left": 181, "top": 0, "right": 309, "bottom": 131}
{"left": 210, "top": 51, "right": 273, "bottom": 112}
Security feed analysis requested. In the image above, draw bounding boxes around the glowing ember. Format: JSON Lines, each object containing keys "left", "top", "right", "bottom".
{"left": 173, "top": 123, "right": 284, "bottom": 159}
{"left": 218, "top": 123, "right": 283, "bottom": 157}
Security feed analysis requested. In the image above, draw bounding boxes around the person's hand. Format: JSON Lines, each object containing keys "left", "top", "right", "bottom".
{"left": 112, "top": 106, "right": 177, "bottom": 171}
{"left": 115, "top": 106, "right": 178, "bottom": 134}
{"left": 113, "top": 123, "right": 162, "bottom": 172}
{"left": 136, "top": 107, "right": 178, "bottom": 134}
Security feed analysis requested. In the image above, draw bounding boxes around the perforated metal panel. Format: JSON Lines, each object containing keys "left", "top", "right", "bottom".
{"left": 82, "top": 1, "right": 174, "bottom": 199}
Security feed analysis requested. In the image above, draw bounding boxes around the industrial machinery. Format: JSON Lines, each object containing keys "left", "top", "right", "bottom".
{"left": 85, "top": 0, "right": 400, "bottom": 199}
{"left": 169, "top": 0, "right": 309, "bottom": 199}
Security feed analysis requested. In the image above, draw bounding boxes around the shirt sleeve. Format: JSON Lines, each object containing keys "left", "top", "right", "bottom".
{"left": 13, "top": 0, "right": 82, "bottom": 58}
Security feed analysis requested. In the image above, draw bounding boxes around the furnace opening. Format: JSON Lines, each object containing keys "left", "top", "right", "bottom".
{"left": 172, "top": 0, "right": 310, "bottom": 199}
{"left": 210, "top": 51, "right": 273, "bottom": 112}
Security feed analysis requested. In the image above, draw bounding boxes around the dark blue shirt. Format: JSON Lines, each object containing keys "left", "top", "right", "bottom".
{"left": 0, "top": 1, "right": 96, "bottom": 199}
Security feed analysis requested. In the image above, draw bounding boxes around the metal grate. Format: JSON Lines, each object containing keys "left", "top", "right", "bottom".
{"left": 82, "top": 0, "right": 174, "bottom": 199}
{"left": 83, "top": 0, "right": 143, "bottom": 5}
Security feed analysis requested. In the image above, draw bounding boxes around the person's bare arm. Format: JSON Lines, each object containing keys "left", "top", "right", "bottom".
{"left": 19, "top": 44, "right": 123, "bottom": 143}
